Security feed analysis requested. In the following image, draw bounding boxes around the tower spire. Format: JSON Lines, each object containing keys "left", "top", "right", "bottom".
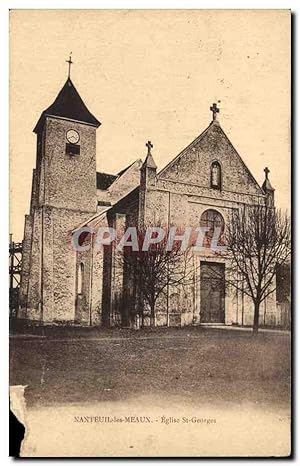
{"left": 143, "top": 141, "right": 157, "bottom": 169}
{"left": 66, "top": 52, "right": 73, "bottom": 79}
{"left": 262, "top": 167, "right": 275, "bottom": 193}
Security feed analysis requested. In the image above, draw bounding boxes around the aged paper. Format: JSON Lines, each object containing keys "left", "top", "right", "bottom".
{"left": 9, "top": 9, "right": 291, "bottom": 457}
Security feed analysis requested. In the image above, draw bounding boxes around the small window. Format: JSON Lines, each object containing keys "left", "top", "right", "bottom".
{"left": 77, "top": 262, "right": 84, "bottom": 295}
{"left": 66, "top": 143, "right": 80, "bottom": 156}
{"left": 211, "top": 161, "right": 221, "bottom": 190}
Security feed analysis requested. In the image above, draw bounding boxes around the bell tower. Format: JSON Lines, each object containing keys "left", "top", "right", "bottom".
{"left": 20, "top": 60, "right": 101, "bottom": 323}
{"left": 33, "top": 72, "right": 101, "bottom": 212}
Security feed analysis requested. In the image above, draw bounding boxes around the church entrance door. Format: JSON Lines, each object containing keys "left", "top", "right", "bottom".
{"left": 200, "top": 262, "right": 225, "bottom": 323}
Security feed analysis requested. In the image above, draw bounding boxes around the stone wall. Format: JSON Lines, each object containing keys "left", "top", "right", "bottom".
{"left": 39, "top": 117, "right": 97, "bottom": 213}
{"left": 25, "top": 206, "right": 94, "bottom": 323}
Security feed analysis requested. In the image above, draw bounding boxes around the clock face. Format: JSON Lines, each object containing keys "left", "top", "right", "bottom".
{"left": 66, "top": 129, "right": 80, "bottom": 144}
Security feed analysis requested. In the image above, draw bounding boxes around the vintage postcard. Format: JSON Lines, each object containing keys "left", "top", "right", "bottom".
{"left": 9, "top": 9, "right": 291, "bottom": 457}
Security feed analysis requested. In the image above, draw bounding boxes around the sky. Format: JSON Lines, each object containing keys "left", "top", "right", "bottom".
{"left": 10, "top": 9, "right": 290, "bottom": 240}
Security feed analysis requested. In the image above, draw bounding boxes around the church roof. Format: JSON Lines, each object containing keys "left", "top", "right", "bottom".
{"left": 96, "top": 161, "right": 140, "bottom": 191}
{"left": 33, "top": 78, "right": 101, "bottom": 133}
{"left": 96, "top": 172, "right": 117, "bottom": 190}
{"left": 72, "top": 207, "right": 112, "bottom": 234}
{"left": 117, "top": 161, "right": 137, "bottom": 177}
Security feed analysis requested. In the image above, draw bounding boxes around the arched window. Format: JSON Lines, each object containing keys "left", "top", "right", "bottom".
{"left": 211, "top": 161, "right": 221, "bottom": 189}
{"left": 200, "top": 209, "right": 225, "bottom": 248}
{"left": 77, "top": 262, "right": 84, "bottom": 295}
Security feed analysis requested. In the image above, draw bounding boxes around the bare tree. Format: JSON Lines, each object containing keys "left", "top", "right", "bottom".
{"left": 225, "top": 205, "right": 291, "bottom": 334}
{"left": 115, "top": 229, "right": 194, "bottom": 327}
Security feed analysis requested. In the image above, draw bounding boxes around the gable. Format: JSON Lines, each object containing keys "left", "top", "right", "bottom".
{"left": 158, "top": 122, "right": 263, "bottom": 196}
{"left": 108, "top": 159, "right": 142, "bottom": 199}
{"left": 95, "top": 159, "right": 142, "bottom": 206}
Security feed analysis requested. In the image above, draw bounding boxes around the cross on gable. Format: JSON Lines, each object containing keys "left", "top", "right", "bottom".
{"left": 264, "top": 167, "right": 270, "bottom": 178}
{"left": 146, "top": 140, "right": 153, "bottom": 155}
{"left": 210, "top": 103, "right": 220, "bottom": 121}
{"left": 66, "top": 53, "right": 73, "bottom": 79}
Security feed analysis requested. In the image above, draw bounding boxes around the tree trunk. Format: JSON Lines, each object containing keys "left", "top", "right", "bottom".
{"left": 253, "top": 301, "right": 260, "bottom": 335}
{"left": 150, "top": 304, "right": 155, "bottom": 327}
{"left": 141, "top": 310, "right": 144, "bottom": 328}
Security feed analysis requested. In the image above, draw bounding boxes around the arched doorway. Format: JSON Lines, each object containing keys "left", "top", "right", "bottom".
{"left": 199, "top": 209, "right": 225, "bottom": 323}
{"left": 200, "top": 261, "right": 225, "bottom": 323}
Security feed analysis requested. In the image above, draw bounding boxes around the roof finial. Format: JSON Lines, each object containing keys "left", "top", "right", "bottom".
{"left": 143, "top": 141, "right": 157, "bottom": 170}
{"left": 146, "top": 140, "right": 153, "bottom": 156}
{"left": 262, "top": 166, "right": 274, "bottom": 193}
{"left": 264, "top": 166, "right": 270, "bottom": 179}
{"left": 210, "top": 102, "right": 220, "bottom": 121}
{"left": 66, "top": 52, "right": 73, "bottom": 79}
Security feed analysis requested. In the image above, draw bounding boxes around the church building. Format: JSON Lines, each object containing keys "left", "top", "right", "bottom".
{"left": 19, "top": 71, "right": 281, "bottom": 328}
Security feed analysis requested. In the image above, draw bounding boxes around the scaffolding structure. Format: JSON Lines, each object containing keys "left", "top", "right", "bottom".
{"left": 9, "top": 234, "right": 23, "bottom": 314}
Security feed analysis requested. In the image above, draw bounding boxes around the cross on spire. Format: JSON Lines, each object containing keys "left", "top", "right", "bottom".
{"left": 66, "top": 52, "right": 73, "bottom": 79}
{"left": 210, "top": 102, "right": 220, "bottom": 121}
{"left": 264, "top": 167, "right": 270, "bottom": 179}
{"left": 146, "top": 140, "right": 153, "bottom": 155}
